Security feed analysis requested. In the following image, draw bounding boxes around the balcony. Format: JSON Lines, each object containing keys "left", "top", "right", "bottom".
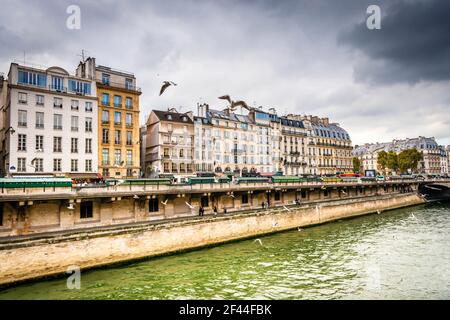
{"left": 53, "top": 103, "right": 63, "bottom": 109}
{"left": 290, "top": 151, "right": 300, "bottom": 156}
{"left": 49, "top": 85, "right": 67, "bottom": 93}
{"left": 102, "top": 120, "right": 110, "bottom": 125}
{"left": 282, "top": 129, "right": 307, "bottom": 136}
{"left": 98, "top": 80, "right": 141, "bottom": 93}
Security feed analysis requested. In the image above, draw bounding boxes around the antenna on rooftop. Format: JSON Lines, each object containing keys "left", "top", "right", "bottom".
{"left": 77, "top": 49, "right": 90, "bottom": 62}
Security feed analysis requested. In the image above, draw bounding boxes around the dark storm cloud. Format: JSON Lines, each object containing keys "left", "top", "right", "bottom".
{"left": 1, "top": 0, "right": 450, "bottom": 145}
{"left": 338, "top": 0, "right": 450, "bottom": 84}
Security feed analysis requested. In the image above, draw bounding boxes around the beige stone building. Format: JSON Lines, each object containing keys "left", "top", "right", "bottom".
{"left": 145, "top": 109, "right": 195, "bottom": 180}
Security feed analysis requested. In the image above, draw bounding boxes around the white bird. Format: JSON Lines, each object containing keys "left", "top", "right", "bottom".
{"left": 67, "top": 203, "right": 74, "bottom": 210}
{"left": 185, "top": 202, "right": 195, "bottom": 209}
{"left": 228, "top": 194, "right": 235, "bottom": 198}
{"left": 297, "top": 227, "right": 302, "bottom": 232}
{"left": 341, "top": 190, "right": 347, "bottom": 195}
{"left": 283, "top": 205, "right": 291, "bottom": 212}
{"left": 377, "top": 210, "right": 381, "bottom": 215}
{"left": 133, "top": 195, "right": 139, "bottom": 199}
{"left": 253, "top": 239, "right": 263, "bottom": 246}
{"left": 161, "top": 199, "right": 168, "bottom": 205}
{"left": 321, "top": 186, "right": 326, "bottom": 190}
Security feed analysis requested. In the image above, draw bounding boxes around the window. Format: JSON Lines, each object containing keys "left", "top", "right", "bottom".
{"left": 242, "top": 194, "right": 249, "bottom": 204}
{"left": 149, "top": 198, "right": 159, "bottom": 212}
{"left": 101, "top": 93, "right": 109, "bottom": 106}
{"left": 35, "top": 112, "right": 44, "bottom": 129}
{"left": 85, "top": 117, "right": 92, "bottom": 132}
{"left": 102, "top": 110, "right": 109, "bottom": 124}
{"left": 71, "top": 100, "right": 79, "bottom": 111}
{"left": 71, "top": 116, "right": 79, "bottom": 131}
{"left": 71, "top": 138, "right": 78, "bottom": 153}
{"left": 35, "top": 135, "right": 44, "bottom": 151}
{"left": 53, "top": 137, "right": 62, "bottom": 152}
{"left": 114, "top": 149, "right": 121, "bottom": 165}
{"left": 127, "top": 168, "right": 133, "bottom": 177}
{"left": 34, "top": 158, "right": 43, "bottom": 172}
{"left": 115, "top": 130, "right": 121, "bottom": 144}
{"left": 18, "top": 110, "right": 27, "bottom": 127}
{"left": 68, "top": 80, "right": 91, "bottom": 95}
{"left": 53, "top": 159, "right": 62, "bottom": 172}
{"left": 17, "top": 158, "right": 26, "bottom": 172}
{"left": 80, "top": 201, "right": 93, "bottom": 219}
{"left": 53, "top": 114, "right": 62, "bottom": 130}
{"left": 51, "top": 76, "right": 63, "bottom": 91}
{"left": 126, "top": 131, "right": 132, "bottom": 145}
{"left": 126, "top": 97, "right": 132, "bottom": 109}
{"left": 53, "top": 97, "right": 63, "bottom": 108}
{"left": 102, "top": 148, "right": 109, "bottom": 165}
{"left": 85, "top": 102, "right": 93, "bottom": 112}
{"left": 126, "top": 113, "right": 132, "bottom": 127}
{"left": 36, "top": 95, "right": 44, "bottom": 106}
{"left": 102, "top": 73, "right": 110, "bottom": 85}
{"left": 18, "top": 70, "right": 46, "bottom": 87}
{"left": 114, "top": 111, "right": 121, "bottom": 125}
{"left": 125, "top": 79, "right": 133, "bottom": 90}
{"left": 114, "top": 95, "right": 121, "bottom": 108}
{"left": 71, "top": 159, "right": 78, "bottom": 172}
{"left": 85, "top": 138, "right": 92, "bottom": 153}
{"left": 18, "top": 134, "right": 26, "bottom": 151}
{"left": 102, "top": 168, "right": 109, "bottom": 177}
{"left": 85, "top": 159, "right": 92, "bottom": 172}
{"left": 126, "top": 150, "right": 132, "bottom": 166}
{"left": 102, "top": 129, "right": 109, "bottom": 144}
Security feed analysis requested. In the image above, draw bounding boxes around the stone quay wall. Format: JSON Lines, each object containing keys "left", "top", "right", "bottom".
{"left": 0, "top": 193, "right": 424, "bottom": 286}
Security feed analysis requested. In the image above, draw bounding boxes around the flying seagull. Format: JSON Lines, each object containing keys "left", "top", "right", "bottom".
{"left": 253, "top": 239, "right": 263, "bottom": 246}
{"left": 185, "top": 202, "right": 196, "bottom": 209}
{"left": 159, "top": 81, "right": 177, "bottom": 96}
{"left": 218, "top": 95, "right": 232, "bottom": 104}
{"left": 231, "top": 100, "right": 250, "bottom": 110}
{"left": 283, "top": 205, "right": 291, "bottom": 212}
{"left": 161, "top": 199, "right": 168, "bottom": 206}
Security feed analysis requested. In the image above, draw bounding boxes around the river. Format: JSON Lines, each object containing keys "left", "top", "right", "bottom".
{"left": 1, "top": 202, "right": 449, "bottom": 299}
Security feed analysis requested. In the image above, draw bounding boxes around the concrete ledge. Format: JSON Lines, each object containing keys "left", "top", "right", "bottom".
{"left": 0, "top": 193, "right": 425, "bottom": 286}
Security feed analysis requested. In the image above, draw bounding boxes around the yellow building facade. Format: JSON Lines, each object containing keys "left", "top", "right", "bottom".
{"left": 76, "top": 58, "right": 141, "bottom": 178}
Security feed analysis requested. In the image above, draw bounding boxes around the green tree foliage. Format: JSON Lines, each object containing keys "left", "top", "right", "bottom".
{"left": 397, "top": 148, "right": 424, "bottom": 173}
{"left": 352, "top": 157, "right": 361, "bottom": 173}
{"left": 377, "top": 151, "right": 387, "bottom": 173}
{"left": 386, "top": 151, "right": 398, "bottom": 173}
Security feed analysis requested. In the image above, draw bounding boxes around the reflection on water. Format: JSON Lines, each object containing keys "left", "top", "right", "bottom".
{"left": 1, "top": 203, "right": 450, "bottom": 300}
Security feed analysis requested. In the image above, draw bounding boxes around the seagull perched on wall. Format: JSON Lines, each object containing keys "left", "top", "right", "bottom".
{"left": 161, "top": 199, "right": 168, "bottom": 206}
{"left": 341, "top": 190, "right": 347, "bottom": 195}
{"left": 159, "top": 81, "right": 177, "bottom": 96}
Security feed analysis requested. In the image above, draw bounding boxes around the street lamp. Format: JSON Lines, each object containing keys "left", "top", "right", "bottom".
{"left": 5, "top": 126, "right": 15, "bottom": 135}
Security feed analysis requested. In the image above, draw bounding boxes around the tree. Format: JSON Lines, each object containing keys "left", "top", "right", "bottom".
{"left": 352, "top": 157, "right": 361, "bottom": 173}
{"left": 386, "top": 151, "right": 398, "bottom": 174}
{"left": 397, "top": 148, "right": 423, "bottom": 174}
{"left": 377, "top": 151, "right": 387, "bottom": 174}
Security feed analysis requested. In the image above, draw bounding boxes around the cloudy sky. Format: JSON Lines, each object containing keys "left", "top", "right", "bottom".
{"left": 1, "top": 0, "right": 449, "bottom": 146}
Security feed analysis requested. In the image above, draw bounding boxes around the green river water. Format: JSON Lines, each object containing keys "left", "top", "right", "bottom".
{"left": 1, "top": 202, "right": 450, "bottom": 299}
